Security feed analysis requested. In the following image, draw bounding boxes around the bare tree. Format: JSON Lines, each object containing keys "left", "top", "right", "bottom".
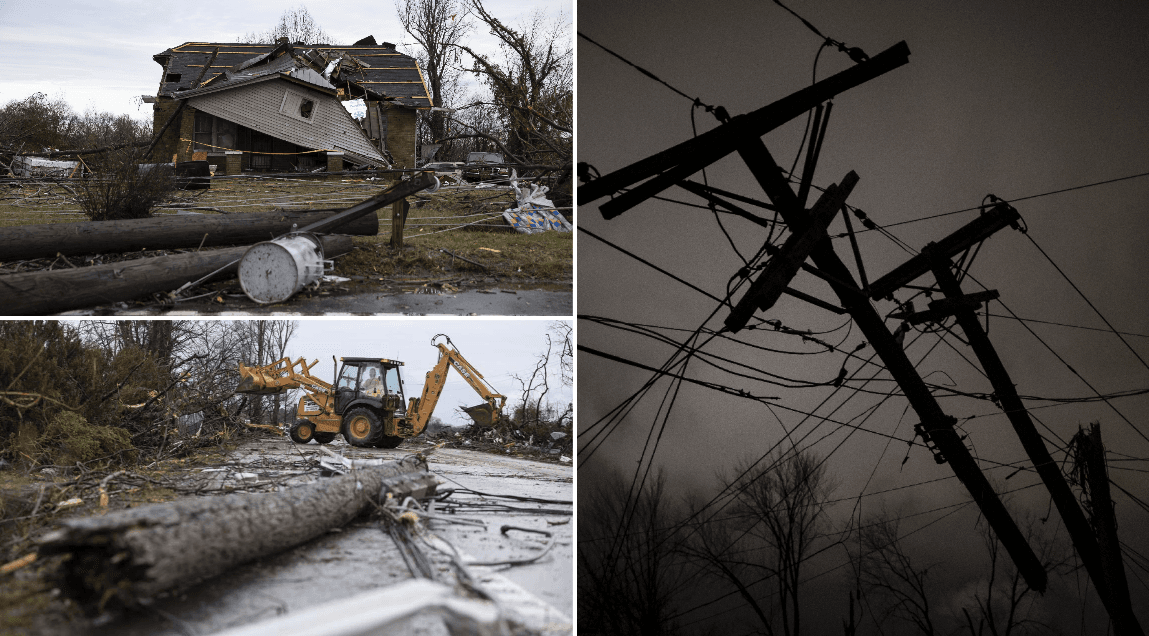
{"left": 855, "top": 511, "right": 940, "bottom": 635}
{"left": 396, "top": 0, "right": 471, "bottom": 158}
{"left": 682, "top": 450, "right": 838, "bottom": 636}
{"left": 962, "top": 514, "right": 1069, "bottom": 636}
{"left": 448, "top": 0, "right": 572, "bottom": 187}
{"left": 240, "top": 6, "right": 338, "bottom": 45}
{"left": 579, "top": 468, "right": 691, "bottom": 636}
{"left": 550, "top": 320, "right": 572, "bottom": 388}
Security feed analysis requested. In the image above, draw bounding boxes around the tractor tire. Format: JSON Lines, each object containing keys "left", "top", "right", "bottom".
{"left": 290, "top": 420, "right": 315, "bottom": 444}
{"left": 313, "top": 432, "right": 336, "bottom": 444}
{"left": 375, "top": 435, "right": 404, "bottom": 449}
{"left": 342, "top": 408, "right": 381, "bottom": 447}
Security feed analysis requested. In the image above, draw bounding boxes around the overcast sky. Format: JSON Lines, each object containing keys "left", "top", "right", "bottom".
{"left": 579, "top": 0, "right": 1149, "bottom": 630}
{"left": 282, "top": 318, "right": 570, "bottom": 428}
{"left": 0, "top": 0, "right": 570, "bottom": 118}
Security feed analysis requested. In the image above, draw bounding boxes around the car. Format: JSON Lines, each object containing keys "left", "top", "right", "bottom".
{"left": 463, "top": 152, "right": 508, "bottom": 182}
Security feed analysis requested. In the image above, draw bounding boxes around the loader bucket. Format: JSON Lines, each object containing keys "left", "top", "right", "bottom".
{"left": 462, "top": 403, "right": 500, "bottom": 427}
{"left": 235, "top": 365, "right": 289, "bottom": 395}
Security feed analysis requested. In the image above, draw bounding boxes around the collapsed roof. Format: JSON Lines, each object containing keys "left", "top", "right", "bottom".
{"left": 153, "top": 40, "right": 432, "bottom": 109}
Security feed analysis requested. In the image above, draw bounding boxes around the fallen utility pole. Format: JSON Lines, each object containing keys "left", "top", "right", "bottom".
{"left": 0, "top": 234, "right": 353, "bottom": 315}
{"left": 1077, "top": 424, "right": 1141, "bottom": 636}
{"left": 297, "top": 172, "right": 434, "bottom": 234}
{"left": 0, "top": 209, "right": 378, "bottom": 263}
{"left": 732, "top": 139, "right": 1047, "bottom": 592}
{"left": 38, "top": 456, "right": 435, "bottom": 615}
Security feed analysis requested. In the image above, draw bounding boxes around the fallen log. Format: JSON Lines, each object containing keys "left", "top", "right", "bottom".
{"left": 38, "top": 456, "right": 436, "bottom": 614}
{"left": 0, "top": 208, "right": 377, "bottom": 262}
{"left": 0, "top": 234, "right": 354, "bottom": 315}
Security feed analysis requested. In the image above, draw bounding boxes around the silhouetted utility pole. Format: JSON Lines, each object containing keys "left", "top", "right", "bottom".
{"left": 878, "top": 206, "right": 1143, "bottom": 635}
{"left": 580, "top": 40, "right": 1050, "bottom": 593}
{"left": 1074, "top": 424, "right": 1142, "bottom": 635}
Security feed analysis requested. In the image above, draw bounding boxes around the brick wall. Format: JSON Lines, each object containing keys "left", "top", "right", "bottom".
{"left": 151, "top": 97, "right": 182, "bottom": 160}
{"left": 175, "top": 106, "right": 196, "bottom": 162}
{"left": 383, "top": 104, "right": 418, "bottom": 169}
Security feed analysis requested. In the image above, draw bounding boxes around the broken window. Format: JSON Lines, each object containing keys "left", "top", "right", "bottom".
{"left": 280, "top": 88, "right": 318, "bottom": 124}
{"left": 215, "top": 118, "right": 236, "bottom": 150}
{"left": 165, "top": 73, "right": 181, "bottom": 83}
{"left": 192, "top": 113, "right": 238, "bottom": 152}
{"left": 193, "top": 111, "right": 213, "bottom": 151}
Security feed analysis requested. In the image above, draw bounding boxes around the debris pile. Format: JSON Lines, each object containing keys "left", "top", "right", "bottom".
{"left": 431, "top": 422, "right": 572, "bottom": 463}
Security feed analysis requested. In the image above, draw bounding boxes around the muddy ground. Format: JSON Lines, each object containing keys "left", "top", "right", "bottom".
{"left": 0, "top": 177, "right": 573, "bottom": 316}
{"left": 1, "top": 435, "right": 572, "bottom": 635}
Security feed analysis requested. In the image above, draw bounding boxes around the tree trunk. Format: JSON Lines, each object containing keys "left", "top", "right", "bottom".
{"left": 0, "top": 234, "right": 354, "bottom": 315}
{"left": 0, "top": 209, "right": 377, "bottom": 263}
{"left": 38, "top": 457, "right": 436, "bottom": 614}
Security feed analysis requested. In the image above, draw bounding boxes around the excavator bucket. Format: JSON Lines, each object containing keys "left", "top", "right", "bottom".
{"left": 462, "top": 403, "right": 500, "bottom": 427}
{"left": 235, "top": 364, "right": 290, "bottom": 395}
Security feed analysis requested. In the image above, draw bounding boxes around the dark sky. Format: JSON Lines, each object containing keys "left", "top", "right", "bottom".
{"left": 577, "top": 0, "right": 1149, "bottom": 631}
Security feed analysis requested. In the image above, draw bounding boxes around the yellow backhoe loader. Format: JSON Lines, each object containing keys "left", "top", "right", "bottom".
{"left": 235, "top": 334, "right": 506, "bottom": 448}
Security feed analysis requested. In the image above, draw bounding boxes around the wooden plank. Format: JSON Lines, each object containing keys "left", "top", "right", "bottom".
{"left": 868, "top": 203, "right": 1020, "bottom": 300}
{"left": 579, "top": 41, "right": 911, "bottom": 215}
{"left": 736, "top": 138, "right": 1047, "bottom": 593}
{"left": 725, "top": 172, "right": 857, "bottom": 332}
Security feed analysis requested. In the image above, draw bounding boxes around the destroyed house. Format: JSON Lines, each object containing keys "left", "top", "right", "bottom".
{"left": 150, "top": 38, "right": 431, "bottom": 173}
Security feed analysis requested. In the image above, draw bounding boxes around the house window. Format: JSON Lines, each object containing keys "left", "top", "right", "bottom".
{"left": 165, "top": 73, "right": 181, "bottom": 83}
{"left": 192, "top": 112, "right": 238, "bottom": 152}
{"left": 193, "top": 111, "right": 213, "bottom": 151}
{"left": 280, "top": 88, "right": 319, "bottom": 124}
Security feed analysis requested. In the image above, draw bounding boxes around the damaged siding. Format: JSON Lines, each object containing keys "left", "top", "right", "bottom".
{"left": 187, "top": 80, "right": 385, "bottom": 166}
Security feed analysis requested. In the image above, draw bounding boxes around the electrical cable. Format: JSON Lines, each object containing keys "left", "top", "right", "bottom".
{"left": 1023, "top": 231, "right": 1149, "bottom": 375}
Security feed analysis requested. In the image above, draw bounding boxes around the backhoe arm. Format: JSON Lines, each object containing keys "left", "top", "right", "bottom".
{"left": 406, "top": 337, "right": 507, "bottom": 433}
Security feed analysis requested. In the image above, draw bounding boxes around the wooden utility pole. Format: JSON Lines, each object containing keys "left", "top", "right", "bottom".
{"left": 732, "top": 140, "right": 1046, "bottom": 592}
{"left": 582, "top": 38, "right": 1047, "bottom": 592}
{"left": 1079, "top": 424, "right": 1142, "bottom": 635}
{"left": 872, "top": 212, "right": 1143, "bottom": 634}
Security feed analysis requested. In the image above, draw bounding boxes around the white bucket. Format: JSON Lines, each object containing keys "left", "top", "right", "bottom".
{"left": 238, "top": 233, "right": 325, "bottom": 304}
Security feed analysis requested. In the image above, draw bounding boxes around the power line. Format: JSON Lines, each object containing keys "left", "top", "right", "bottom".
{"left": 1024, "top": 231, "right": 1149, "bottom": 375}
{"left": 834, "top": 169, "right": 1149, "bottom": 236}
{"left": 577, "top": 30, "right": 720, "bottom": 115}
{"left": 983, "top": 312, "right": 1149, "bottom": 340}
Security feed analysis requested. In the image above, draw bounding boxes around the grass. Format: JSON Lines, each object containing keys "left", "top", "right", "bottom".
{"left": 0, "top": 175, "right": 573, "bottom": 283}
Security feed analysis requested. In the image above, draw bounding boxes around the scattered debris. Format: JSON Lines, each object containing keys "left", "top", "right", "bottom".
{"left": 503, "top": 178, "right": 571, "bottom": 234}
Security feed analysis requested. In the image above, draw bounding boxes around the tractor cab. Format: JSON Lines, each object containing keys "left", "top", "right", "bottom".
{"left": 334, "top": 357, "right": 406, "bottom": 414}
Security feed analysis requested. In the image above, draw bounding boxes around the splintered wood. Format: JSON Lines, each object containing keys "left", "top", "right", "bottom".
{"left": 38, "top": 456, "right": 436, "bottom": 614}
